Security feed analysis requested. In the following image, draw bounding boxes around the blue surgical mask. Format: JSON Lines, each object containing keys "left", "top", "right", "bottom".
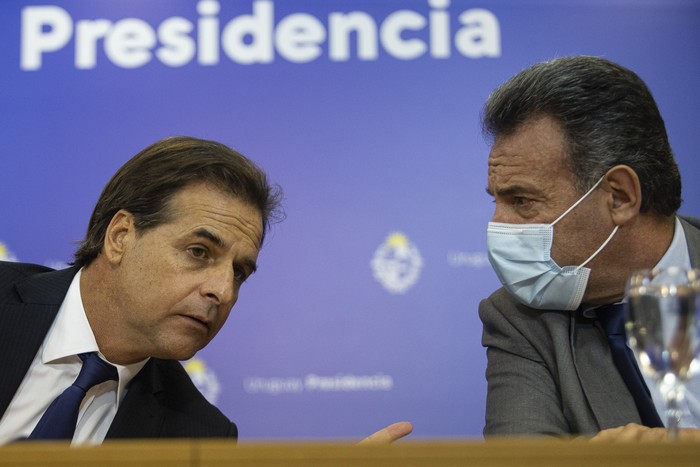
{"left": 487, "top": 177, "right": 619, "bottom": 311}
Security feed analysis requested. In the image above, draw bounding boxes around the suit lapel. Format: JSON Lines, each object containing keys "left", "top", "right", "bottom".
{"left": 0, "top": 303, "right": 58, "bottom": 416}
{"left": 570, "top": 312, "right": 642, "bottom": 430}
{"left": 679, "top": 216, "right": 700, "bottom": 267}
{"left": 106, "top": 359, "right": 165, "bottom": 438}
{"left": 0, "top": 264, "right": 167, "bottom": 438}
{"left": 0, "top": 267, "right": 78, "bottom": 417}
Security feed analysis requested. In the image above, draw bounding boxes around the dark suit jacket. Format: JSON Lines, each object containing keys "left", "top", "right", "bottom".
{"left": 0, "top": 262, "right": 237, "bottom": 440}
{"left": 479, "top": 215, "right": 700, "bottom": 436}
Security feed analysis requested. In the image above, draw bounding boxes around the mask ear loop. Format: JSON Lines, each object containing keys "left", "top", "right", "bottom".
{"left": 550, "top": 176, "right": 605, "bottom": 226}
{"left": 547, "top": 175, "right": 618, "bottom": 271}
{"left": 576, "top": 225, "right": 619, "bottom": 271}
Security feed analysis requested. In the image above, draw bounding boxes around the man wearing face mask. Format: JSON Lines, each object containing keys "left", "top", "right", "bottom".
{"left": 479, "top": 56, "right": 700, "bottom": 441}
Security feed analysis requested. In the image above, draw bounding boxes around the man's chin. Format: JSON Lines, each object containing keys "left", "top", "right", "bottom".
{"left": 157, "top": 341, "right": 206, "bottom": 362}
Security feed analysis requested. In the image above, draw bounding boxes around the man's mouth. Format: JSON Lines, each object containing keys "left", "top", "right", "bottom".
{"left": 179, "top": 314, "right": 212, "bottom": 332}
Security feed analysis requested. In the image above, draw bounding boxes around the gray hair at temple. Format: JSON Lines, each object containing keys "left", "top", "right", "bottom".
{"left": 481, "top": 55, "right": 682, "bottom": 217}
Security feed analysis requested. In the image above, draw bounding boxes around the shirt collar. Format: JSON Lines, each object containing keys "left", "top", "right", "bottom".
{"left": 41, "top": 268, "right": 150, "bottom": 403}
{"left": 42, "top": 268, "right": 98, "bottom": 362}
{"left": 582, "top": 216, "right": 690, "bottom": 318}
{"left": 655, "top": 216, "right": 691, "bottom": 270}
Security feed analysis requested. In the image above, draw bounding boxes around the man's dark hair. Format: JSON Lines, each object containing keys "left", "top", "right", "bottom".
{"left": 73, "top": 136, "right": 283, "bottom": 268}
{"left": 481, "top": 55, "right": 681, "bottom": 216}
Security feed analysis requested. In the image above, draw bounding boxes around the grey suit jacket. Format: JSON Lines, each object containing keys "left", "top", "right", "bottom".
{"left": 0, "top": 262, "right": 237, "bottom": 440}
{"left": 479, "top": 216, "right": 700, "bottom": 436}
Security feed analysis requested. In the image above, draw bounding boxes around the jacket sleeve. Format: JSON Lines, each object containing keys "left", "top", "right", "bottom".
{"left": 479, "top": 292, "right": 571, "bottom": 436}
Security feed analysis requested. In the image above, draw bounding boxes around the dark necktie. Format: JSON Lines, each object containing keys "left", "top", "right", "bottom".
{"left": 595, "top": 303, "right": 664, "bottom": 428}
{"left": 29, "top": 352, "right": 118, "bottom": 440}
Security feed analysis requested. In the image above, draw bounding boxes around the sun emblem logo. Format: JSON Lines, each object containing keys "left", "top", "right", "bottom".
{"left": 370, "top": 232, "right": 423, "bottom": 294}
{"left": 184, "top": 358, "right": 221, "bottom": 405}
{"left": 0, "top": 241, "right": 17, "bottom": 262}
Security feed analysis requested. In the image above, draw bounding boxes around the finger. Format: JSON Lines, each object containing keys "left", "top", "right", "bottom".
{"left": 593, "top": 423, "right": 665, "bottom": 443}
{"left": 590, "top": 423, "right": 650, "bottom": 442}
{"left": 613, "top": 423, "right": 643, "bottom": 442}
{"left": 637, "top": 427, "right": 668, "bottom": 442}
{"left": 358, "top": 421, "right": 413, "bottom": 445}
{"left": 590, "top": 426, "right": 625, "bottom": 443}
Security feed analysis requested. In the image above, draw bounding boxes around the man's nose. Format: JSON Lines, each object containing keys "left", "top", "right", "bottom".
{"left": 491, "top": 202, "right": 510, "bottom": 223}
{"left": 202, "top": 264, "right": 236, "bottom": 305}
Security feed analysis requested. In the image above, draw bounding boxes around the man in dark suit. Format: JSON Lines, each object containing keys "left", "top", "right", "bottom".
{"left": 0, "top": 136, "right": 411, "bottom": 444}
{"left": 479, "top": 56, "right": 700, "bottom": 441}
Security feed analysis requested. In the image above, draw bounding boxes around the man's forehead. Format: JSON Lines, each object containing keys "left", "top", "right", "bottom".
{"left": 487, "top": 149, "right": 564, "bottom": 182}
{"left": 491, "top": 114, "right": 566, "bottom": 150}
{"left": 167, "top": 184, "right": 264, "bottom": 246}
{"left": 487, "top": 116, "right": 572, "bottom": 191}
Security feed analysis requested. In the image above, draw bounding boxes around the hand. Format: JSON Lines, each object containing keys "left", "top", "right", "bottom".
{"left": 590, "top": 423, "right": 700, "bottom": 442}
{"left": 357, "top": 421, "right": 413, "bottom": 445}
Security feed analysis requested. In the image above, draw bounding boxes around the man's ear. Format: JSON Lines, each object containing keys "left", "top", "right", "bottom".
{"left": 603, "top": 165, "right": 642, "bottom": 226}
{"left": 103, "top": 210, "right": 135, "bottom": 265}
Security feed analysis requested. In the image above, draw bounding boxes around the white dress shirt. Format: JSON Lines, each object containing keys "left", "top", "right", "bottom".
{"left": 580, "top": 217, "right": 698, "bottom": 428}
{"left": 644, "top": 216, "right": 699, "bottom": 428}
{"left": 0, "top": 269, "right": 148, "bottom": 445}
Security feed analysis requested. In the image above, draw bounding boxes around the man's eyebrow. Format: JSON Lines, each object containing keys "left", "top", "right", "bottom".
{"left": 193, "top": 228, "right": 225, "bottom": 248}
{"left": 486, "top": 185, "right": 538, "bottom": 198}
{"left": 193, "top": 228, "right": 258, "bottom": 274}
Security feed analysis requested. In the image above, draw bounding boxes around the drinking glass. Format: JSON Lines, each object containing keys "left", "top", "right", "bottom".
{"left": 625, "top": 266, "right": 700, "bottom": 439}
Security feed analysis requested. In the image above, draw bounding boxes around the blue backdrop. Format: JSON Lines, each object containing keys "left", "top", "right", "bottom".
{"left": 1, "top": 0, "right": 699, "bottom": 440}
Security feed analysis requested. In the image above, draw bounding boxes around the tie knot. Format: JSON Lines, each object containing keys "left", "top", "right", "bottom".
{"left": 74, "top": 352, "right": 118, "bottom": 392}
{"left": 595, "top": 302, "right": 626, "bottom": 337}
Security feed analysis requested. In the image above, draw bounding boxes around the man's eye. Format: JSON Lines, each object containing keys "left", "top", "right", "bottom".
{"left": 233, "top": 267, "right": 248, "bottom": 283}
{"left": 188, "top": 246, "right": 209, "bottom": 259}
{"left": 513, "top": 197, "right": 532, "bottom": 207}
